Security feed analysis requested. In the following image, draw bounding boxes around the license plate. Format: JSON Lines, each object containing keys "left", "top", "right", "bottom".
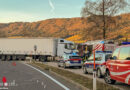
{"left": 72, "top": 60, "right": 79, "bottom": 63}
{"left": 89, "top": 65, "right": 93, "bottom": 68}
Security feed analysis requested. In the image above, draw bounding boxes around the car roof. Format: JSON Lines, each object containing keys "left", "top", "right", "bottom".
{"left": 117, "top": 45, "right": 130, "bottom": 48}
{"left": 63, "top": 54, "right": 79, "bottom": 56}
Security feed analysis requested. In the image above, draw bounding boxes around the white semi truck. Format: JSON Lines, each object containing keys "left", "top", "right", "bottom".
{"left": 0, "top": 38, "right": 76, "bottom": 61}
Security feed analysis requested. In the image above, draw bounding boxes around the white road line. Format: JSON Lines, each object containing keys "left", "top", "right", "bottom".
{"left": 24, "top": 63, "right": 70, "bottom": 90}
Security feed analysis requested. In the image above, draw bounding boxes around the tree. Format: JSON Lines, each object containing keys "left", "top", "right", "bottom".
{"left": 81, "top": 0, "right": 128, "bottom": 39}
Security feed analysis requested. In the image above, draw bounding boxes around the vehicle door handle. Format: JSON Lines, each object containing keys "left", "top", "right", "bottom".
{"left": 117, "top": 66, "right": 119, "bottom": 70}
{"left": 120, "top": 62, "right": 124, "bottom": 64}
{"left": 110, "top": 65, "right": 113, "bottom": 69}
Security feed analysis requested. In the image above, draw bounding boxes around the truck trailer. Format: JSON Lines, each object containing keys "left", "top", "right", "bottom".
{"left": 0, "top": 38, "right": 76, "bottom": 61}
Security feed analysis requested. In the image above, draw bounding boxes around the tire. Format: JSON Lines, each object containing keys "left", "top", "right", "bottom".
{"left": 63, "top": 63, "right": 66, "bottom": 69}
{"left": 97, "top": 69, "right": 102, "bottom": 78}
{"left": 57, "top": 63, "right": 61, "bottom": 67}
{"left": 104, "top": 70, "right": 116, "bottom": 84}
{"left": 12, "top": 56, "right": 17, "bottom": 61}
{"left": 82, "top": 65, "right": 88, "bottom": 74}
{"left": 6, "top": 56, "right": 11, "bottom": 61}
{"left": 39, "top": 56, "right": 45, "bottom": 62}
{"left": 78, "top": 66, "right": 82, "bottom": 69}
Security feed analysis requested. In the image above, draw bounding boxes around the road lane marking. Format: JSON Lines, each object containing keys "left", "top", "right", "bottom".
{"left": 24, "top": 63, "right": 70, "bottom": 90}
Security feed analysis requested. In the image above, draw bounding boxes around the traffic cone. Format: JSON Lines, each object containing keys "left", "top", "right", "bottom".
{"left": 2, "top": 77, "right": 8, "bottom": 86}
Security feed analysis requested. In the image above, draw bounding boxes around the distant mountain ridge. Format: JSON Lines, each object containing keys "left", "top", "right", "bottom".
{"left": 0, "top": 13, "right": 130, "bottom": 42}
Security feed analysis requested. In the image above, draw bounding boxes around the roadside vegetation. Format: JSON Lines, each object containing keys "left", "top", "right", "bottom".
{"left": 31, "top": 61, "right": 119, "bottom": 90}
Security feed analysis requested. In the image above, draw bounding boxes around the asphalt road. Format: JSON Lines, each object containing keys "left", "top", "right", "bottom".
{"left": 0, "top": 61, "right": 81, "bottom": 90}
{"left": 45, "top": 62, "right": 130, "bottom": 90}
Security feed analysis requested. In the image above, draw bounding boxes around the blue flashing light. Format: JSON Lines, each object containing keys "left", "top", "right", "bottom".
{"left": 72, "top": 52, "right": 77, "bottom": 55}
{"left": 96, "top": 51, "right": 112, "bottom": 53}
{"left": 122, "top": 42, "right": 130, "bottom": 45}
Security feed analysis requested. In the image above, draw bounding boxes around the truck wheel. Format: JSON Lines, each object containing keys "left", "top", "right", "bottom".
{"left": 97, "top": 69, "right": 102, "bottom": 78}
{"left": 83, "top": 65, "right": 88, "bottom": 74}
{"left": 12, "top": 56, "right": 17, "bottom": 61}
{"left": 39, "top": 56, "right": 45, "bottom": 62}
{"left": 1, "top": 55, "right": 6, "bottom": 61}
{"left": 104, "top": 70, "right": 116, "bottom": 84}
{"left": 6, "top": 56, "right": 11, "bottom": 61}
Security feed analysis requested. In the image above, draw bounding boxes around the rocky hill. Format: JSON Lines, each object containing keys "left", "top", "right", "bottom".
{"left": 0, "top": 13, "right": 130, "bottom": 42}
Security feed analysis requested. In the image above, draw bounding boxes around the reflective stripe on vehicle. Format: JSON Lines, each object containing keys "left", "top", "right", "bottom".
{"left": 110, "top": 70, "right": 130, "bottom": 76}
{"left": 125, "top": 75, "right": 130, "bottom": 84}
{"left": 110, "top": 70, "right": 130, "bottom": 84}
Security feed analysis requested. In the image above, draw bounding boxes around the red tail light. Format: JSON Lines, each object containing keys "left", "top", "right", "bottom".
{"left": 69, "top": 59, "right": 81, "bottom": 61}
{"left": 101, "top": 62, "right": 106, "bottom": 65}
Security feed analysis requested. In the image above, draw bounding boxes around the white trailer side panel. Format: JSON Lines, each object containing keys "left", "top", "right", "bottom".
{"left": 0, "top": 38, "right": 56, "bottom": 56}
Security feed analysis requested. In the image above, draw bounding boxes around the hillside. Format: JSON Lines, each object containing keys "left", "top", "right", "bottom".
{"left": 0, "top": 13, "right": 130, "bottom": 42}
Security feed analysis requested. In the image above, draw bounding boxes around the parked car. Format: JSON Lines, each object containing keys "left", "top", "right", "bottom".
{"left": 82, "top": 51, "right": 112, "bottom": 78}
{"left": 104, "top": 43, "right": 130, "bottom": 85}
{"left": 57, "top": 53, "right": 83, "bottom": 68}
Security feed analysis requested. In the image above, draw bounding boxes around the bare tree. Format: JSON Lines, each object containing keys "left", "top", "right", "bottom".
{"left": 81, "top": 0, "right": 128, "bottom": 39}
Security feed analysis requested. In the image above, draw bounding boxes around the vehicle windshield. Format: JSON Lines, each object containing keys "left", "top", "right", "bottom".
{"left": 105, "top": 54, "right": 112, "bottom": 61}
{"left": 87, "top": 54, "right": 103, "bottom": 61}
{"left": 65, "top": 43, "right": 77, "bottom": 50}
{"left": 69, "top": 56, "right": 81, "bottom": 59}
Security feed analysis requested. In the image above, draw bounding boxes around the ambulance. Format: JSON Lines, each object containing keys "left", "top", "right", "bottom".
{"left": 104, "top": 42, "right": 130, "bottom": 85}
{"left": 82, "top": 40, "right": 117, "bottom": 78}
{"left": 83, "top": 51, "right": 112, "bottom": 78}
{"left": 57, "top": 53, "right": 83, "bottom": 68}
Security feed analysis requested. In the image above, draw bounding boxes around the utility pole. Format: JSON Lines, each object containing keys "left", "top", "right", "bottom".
{"left": 93, "top": 50, "right": 96, "bottom": 90}
{"left": 103, "top": 0, "right": 106, "bottom": 40}
{"left": 34, "top": 45, "right": 37, "bottom": 61}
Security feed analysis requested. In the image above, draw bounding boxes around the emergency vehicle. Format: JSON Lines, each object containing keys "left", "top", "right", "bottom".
{"left": 83, "top": 51, "right": 112, "bottom": 78}
{"left": 82, "top": 40, "right": 117, "bottom": 77}
{"left": 78, "top": 40, "right": 117, "bottom": 59}
{"left": 104, "top": 42, "right": 130, "bottom": 85}
{"left": 57, "top": 53, "right": 83, "bottom": 68}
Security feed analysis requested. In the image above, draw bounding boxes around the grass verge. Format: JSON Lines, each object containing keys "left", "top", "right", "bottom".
{"left": 30, "top": 62, "right": 119, "bottom": 90}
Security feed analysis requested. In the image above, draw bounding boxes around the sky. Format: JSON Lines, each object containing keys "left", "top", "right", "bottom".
{"left": 0, "top": 0, "right": 129, "bottom": 23}
{"left": 0, "top": 0, "right": 85, "bottom": 23}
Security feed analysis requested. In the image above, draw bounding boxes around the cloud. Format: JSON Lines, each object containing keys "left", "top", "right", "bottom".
{"left": 48, "top": 0, "right": 55, "bottom": 14}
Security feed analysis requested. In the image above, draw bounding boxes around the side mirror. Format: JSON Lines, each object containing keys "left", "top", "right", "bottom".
{"left": 109, "top": 56, "right": 117, "bottom": 60}
{"left": 113, "top": 56, "right": 117, "bottom": 60}
{"left": 109, "top": 57, "right": 113, "bottom": 59}
{"left": 126, "top": 57, "right": 130, "bottom": 60}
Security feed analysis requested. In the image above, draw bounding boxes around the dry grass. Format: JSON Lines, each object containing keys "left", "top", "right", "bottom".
{"left": 31, "top": 62, "right": 119, "bottom": 90}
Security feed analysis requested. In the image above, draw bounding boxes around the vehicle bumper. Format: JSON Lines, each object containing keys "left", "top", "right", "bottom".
{"left": 100, "top": 65, "right": 106, "bottom": 75}
{"left": 65, "top": 61, "right": 83, "bottom": 67}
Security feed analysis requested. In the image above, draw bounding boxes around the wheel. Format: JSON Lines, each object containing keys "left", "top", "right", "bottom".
{"left": 6, "top": 56, "right": 11, "bottom": 61}
{"left": 82, "top": 65, "right": 88, "bottom": 74}
{"left": 97, "top": 69, "right": 102, "bottom": 78}
{"left": 12, "top": 56, "right": 17, "bottom": 61}
{"left": 39, "top": 56, "right": 45, "bottom": 62}
{"left": 78, "top": 66, "right": 82, "bottom": 69}
{"left": 104, "top": 70, "right": 116, "bottom": 84}
{"left": 63, "top": 63, "right": 67, "bottom": 69}
{"left": 57, "top": 62, "right": 61, "bottom": 67}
